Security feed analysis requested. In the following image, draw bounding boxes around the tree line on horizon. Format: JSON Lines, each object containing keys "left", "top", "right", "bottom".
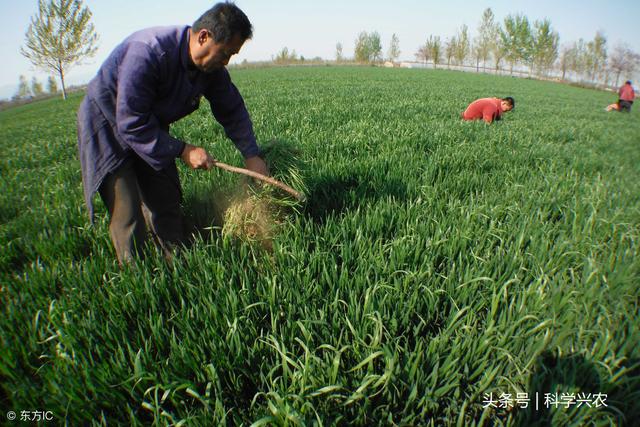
{"left": 12, "top": 74, "right": 59, "bottom": 101}
{"left": 341, "top": 8, "right": 639, "bottom": 88}
{"left": 12, "top": 1, "right": 640, "bottom": 103}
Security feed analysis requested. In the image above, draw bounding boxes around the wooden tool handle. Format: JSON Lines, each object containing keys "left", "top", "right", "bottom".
{"left": 212, "top": 160, "right": 306, "bottom": 201}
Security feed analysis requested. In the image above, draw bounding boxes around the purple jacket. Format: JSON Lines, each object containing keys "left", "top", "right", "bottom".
{"left": 77, "top": 25, "right": 259, "bottom": 219}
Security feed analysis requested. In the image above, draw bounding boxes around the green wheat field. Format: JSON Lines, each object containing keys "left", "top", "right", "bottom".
{"left": 1, "top": 66, "right": 639, "bottom": 426}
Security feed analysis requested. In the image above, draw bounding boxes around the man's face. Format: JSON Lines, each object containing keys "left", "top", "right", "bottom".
{"left": 501, "top": 101, "right": 513, "bottom": 112}
{"left": 192, "top": 30, "right": 244, "bottom": 72}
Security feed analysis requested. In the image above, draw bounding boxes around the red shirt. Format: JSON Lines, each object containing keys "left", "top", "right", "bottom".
{"left": 619, "top": 84, "right": 635, "bottom": 101}
{"left": 462, "top": 98, "right": 503, "bottom": 123}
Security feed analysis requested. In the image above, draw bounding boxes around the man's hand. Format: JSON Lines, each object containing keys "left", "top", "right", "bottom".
{"left": 181, "top": 143, "right": 215, "bottom": 169}
{"left": 245, "top": 156, "right": 269, "bottom": 176}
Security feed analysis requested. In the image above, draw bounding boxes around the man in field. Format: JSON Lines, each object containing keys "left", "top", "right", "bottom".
{"left": 77, "top": 2, "right": 268, "bottom": 263}
{"left": 462, "top": 97, "right": 515, "bottom": 123}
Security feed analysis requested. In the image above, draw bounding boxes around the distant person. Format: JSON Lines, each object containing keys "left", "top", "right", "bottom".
{"left": 617, "top": 80, "right": 635, "bottom": 112}
{"left": 77, "top": 2, "right": 269, "bottom": 264}
{"left": 462, "top": 97, "right": 515, "bottom": 123}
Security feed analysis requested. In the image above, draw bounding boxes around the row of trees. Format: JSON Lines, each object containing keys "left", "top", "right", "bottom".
{"left": 17, "top": 1, "right": 640, "bottom": 102}
{"left": 271, "top": 47, "right": 323, "bottom": 64}
{"left": 349, "top": 32, "right": 401, "bottom": 63}
{"left": 558, "top": 38, "right": 639, "bottom": 87}
{"left": 413, "top": 8, "right": 639, "bottom": 87}
{"left": 413, "top": 11, "right": 564, "bottom": 76}
{"left": 339, "top": 8, "right": 638, "bottom": 88}
{"left": 15, "top": 75, "right": 58, "bottom": 99}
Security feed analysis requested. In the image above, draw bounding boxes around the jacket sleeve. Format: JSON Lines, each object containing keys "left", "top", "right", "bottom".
{"left": 204, "top": 69, "right": 260, "bottom": 159}
{"left": 115, "top": 42, "right": 185, "bottom": 170}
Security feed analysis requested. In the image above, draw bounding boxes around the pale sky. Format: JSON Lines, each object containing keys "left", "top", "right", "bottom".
{"left": 1, "top": 0, "right": 639, "bottom": 99}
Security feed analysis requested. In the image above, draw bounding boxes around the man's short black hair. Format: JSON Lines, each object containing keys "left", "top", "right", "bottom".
{"left": 626, "top": 80, "right": 632, "bottom": 85}
{"left": 193, "top": 2, "right": 253, "bottom": 43}
{"left": 503, "top": 96, "right": 515, "bottom": 109}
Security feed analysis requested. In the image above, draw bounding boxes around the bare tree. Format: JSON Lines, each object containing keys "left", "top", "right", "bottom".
{"left": 609, "top": 43, "right": 640, "bottom": 87}
{"left": 570, "top": 39, "right": 589, "bottom": 81}
{"left": 335, "top": 42, "right": 344, "bottom": 62}
{"left": 21, "top": 0, "right": 98, "bottom": 100}
{"left": 558, "top": 44, "right": 574, "bottom": 80}
{"left": 415, "top": 44, "right": 430, "bottom": 65}
{"left": 387, "top": 33, "right": 401, "bottom": 62}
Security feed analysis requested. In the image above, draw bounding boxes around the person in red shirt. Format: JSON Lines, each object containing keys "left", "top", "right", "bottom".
{"left": 462, "top": 97, "right": 514, "bottom": 123}
{"left": 618, "top": 80, "right": 635, "bottom": 112}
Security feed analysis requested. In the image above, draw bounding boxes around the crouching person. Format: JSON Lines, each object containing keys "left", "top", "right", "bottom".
{"left": 618, "top": 80, "right": 635, "bottom": 112}
{"left": 462, "top": 97, "right": 514, "bottom": 123}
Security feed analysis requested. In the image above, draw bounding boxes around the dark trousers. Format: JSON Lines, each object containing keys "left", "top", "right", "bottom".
{"left": 98, "top": 156, "right": 183, "bottom": 263}
{"left": 619, "top": 100, "right": 633, "bottom": 112}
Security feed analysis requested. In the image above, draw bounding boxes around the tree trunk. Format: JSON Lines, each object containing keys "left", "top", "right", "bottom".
{"left": 58, "top": 66, "right": 67, "bottom": 100}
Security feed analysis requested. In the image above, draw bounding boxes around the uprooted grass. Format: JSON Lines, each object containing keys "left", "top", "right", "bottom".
{"left": 221, "top": 140, "right": 308, "bottom": 249}
{"left": 222, "top": 191, "right": 279, "bottom": 251}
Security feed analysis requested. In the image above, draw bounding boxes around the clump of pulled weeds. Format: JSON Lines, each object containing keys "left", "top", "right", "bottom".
{"left": 221, "top": 140, "right": 307, "bottom": 251}
{"left": 223, "top": 192, "right": 279, "bottom": 251}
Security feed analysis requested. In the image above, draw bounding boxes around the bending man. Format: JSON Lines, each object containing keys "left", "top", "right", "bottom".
{"left": 77, "top": 2, "right": 268, "bottom": 263}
